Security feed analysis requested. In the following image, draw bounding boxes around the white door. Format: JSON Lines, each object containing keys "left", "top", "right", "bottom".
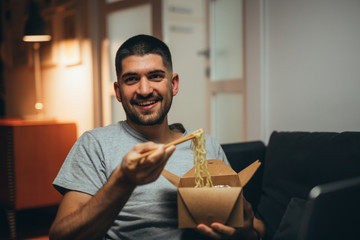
{"left": 209, "top": 0, "right": 245, "bottom": 143}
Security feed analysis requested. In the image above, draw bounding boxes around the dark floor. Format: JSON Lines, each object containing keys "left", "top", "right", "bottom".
{"left": 0, "top": 205, "right": 57, "bottom": 240}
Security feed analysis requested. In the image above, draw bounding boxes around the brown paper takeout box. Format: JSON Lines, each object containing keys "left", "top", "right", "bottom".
{"left": 162, "top": 159, "right": 261, "bottom": 228}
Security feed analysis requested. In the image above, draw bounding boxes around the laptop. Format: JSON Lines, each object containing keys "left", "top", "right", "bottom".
{"left": 298, "top": 176, "right": 360, "bottom": 240}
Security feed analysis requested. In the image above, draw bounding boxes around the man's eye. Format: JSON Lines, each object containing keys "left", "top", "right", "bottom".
{"left": 149, "top": 74, "right": 163, "bottom": 81}
{"left": 124, "top": 77, "right": 138, "bottom": 84}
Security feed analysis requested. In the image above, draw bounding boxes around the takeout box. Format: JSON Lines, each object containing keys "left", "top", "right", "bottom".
{"left": 162, "top": 159, "right": 261, "bottom": 228}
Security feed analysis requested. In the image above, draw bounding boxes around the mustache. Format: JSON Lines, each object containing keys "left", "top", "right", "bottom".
{"left": 130, "top": 94, "right": 163, "bottom": 104}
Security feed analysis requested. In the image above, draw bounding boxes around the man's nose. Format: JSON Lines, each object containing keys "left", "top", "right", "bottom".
{"left": 136, "top": 77, "right": 153, "bottom": 96}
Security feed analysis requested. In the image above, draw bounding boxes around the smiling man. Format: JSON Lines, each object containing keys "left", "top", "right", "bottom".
{"left": 114, "top": 53, "right": 177, "bottom": 127}
{"left": 49, "top": 35, "right": 264, "bottom": 240}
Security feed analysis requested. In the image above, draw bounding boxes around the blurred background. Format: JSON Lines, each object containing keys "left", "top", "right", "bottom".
{"left": 0, "top": 0, "right": 360, "bottom": 238}
{"left": 1, "top": 0, "right": 360, "bottom": 144}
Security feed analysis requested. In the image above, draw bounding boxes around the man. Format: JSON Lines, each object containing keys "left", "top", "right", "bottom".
{"left": 49, "top": 34, "right": 264, "bottom": 240}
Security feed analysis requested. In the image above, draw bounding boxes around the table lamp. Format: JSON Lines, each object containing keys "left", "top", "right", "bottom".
{"left": 22, "top": 0, "right": 51, "bottom": 119}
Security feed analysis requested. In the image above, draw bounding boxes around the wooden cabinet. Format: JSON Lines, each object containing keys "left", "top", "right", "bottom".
{"left": 0, "top": 119, "right": 77, "bottom": 238}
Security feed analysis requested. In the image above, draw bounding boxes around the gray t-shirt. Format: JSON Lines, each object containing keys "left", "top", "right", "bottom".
{"left": 53, "top": 121, "right": 229, "bottom": 240}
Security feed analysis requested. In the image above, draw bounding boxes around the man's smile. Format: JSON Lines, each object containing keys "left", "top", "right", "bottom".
{"left": 130, "top": 95, "right": 163, "bottom": 109}
{"left": 135, "top": 100, "right": 157, "bottom": 106}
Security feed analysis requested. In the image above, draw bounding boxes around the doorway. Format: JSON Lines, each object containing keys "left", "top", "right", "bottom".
{"left": 100, "top": 0, "right": 245, "bottom": 143}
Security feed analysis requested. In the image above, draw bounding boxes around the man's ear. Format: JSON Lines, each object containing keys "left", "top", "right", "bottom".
{"left": 171, "top": 73, "right": 179, "bottom": 96}
{"left": 114, "top": 82, "right": 122, "bottom": 102}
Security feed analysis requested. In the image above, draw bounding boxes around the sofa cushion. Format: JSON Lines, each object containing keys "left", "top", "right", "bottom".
{"left": 256, "top": 131, "right": 360, "bottom": 239}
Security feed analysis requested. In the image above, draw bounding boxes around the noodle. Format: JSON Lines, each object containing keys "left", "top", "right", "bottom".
{"left": 190, "top": 129, "right": 214, "bottom": 188}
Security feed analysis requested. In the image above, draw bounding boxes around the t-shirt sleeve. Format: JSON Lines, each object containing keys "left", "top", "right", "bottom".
{"left": 205, "top": 134, "right": 230, "bottom": 165}
{"left": 53, "top": 131, "right": 107, "bottom": 196}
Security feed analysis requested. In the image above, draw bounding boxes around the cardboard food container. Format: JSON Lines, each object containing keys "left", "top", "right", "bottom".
{"left": 162, "top": 159, "right": 261, "bottom": 228}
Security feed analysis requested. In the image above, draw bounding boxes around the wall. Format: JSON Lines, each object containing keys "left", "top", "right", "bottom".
{"left": 246, "top": 0, "right": 360, "bottom": 142}
{"left": 42, "top": 40, "right": 94, "bottom": 136}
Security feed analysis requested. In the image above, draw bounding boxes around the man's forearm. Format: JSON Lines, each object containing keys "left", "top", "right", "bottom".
{"left": 50, "top": 142, "right": 175, "bottom": 240}
{"left": 49, "top": 169, "right": 136, "bottom": 240}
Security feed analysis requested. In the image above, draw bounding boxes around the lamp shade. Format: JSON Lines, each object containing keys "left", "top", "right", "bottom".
{"left": 23, "top": 1, "right": 51, "bottom": 42}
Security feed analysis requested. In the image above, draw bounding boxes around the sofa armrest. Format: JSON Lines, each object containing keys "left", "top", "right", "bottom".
{"left": 256, "top": 131, "right": 360, "bottom": 240}
{"left": 221, "top": 141, "right": 266, "bottom": 211}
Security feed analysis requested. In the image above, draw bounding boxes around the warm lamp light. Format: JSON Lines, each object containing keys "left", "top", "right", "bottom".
{"left": 23, "top": 1, "right": 51, "bottom": 119}
{"left": 23, "top": 35, "right": 52, "bottom": 42}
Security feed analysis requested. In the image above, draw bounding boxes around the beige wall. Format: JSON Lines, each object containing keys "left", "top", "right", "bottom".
{"left": 246, "top": 0, "right": 360, "bottom": 142}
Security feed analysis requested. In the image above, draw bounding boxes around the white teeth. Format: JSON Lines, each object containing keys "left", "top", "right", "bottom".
{"left": 137, "top": 101, "right": 155, "bottom": 106}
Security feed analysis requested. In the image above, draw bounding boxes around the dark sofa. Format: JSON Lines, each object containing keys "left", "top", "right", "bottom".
{"left": 222, "top": 131, "right": 360, "bottom": 240}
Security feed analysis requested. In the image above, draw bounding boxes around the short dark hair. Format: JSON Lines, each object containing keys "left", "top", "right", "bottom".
{"left": 115, "top": 34, "right": 173, "bottom": 80}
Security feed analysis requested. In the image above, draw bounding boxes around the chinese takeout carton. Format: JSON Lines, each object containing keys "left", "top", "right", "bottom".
{"left": 162, "top": 159, "right": 261, "bottom": 228}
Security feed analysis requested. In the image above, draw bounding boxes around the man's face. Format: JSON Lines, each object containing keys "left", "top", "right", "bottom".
{"left": 114, "top": 54, "right": 179, "bottom": 126}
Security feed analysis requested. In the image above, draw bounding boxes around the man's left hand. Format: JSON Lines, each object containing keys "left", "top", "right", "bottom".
{"left": 196, "top": 198, "right": 259, "bottom": 239}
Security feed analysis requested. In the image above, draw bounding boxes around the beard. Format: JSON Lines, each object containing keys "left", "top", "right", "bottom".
{"left": 120, "top": 88, "right": 173, "bottom": 126}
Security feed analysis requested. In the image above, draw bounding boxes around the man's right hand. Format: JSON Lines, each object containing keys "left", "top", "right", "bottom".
{"left": 119, "top": 142, "right": 176, "bottom": 185}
